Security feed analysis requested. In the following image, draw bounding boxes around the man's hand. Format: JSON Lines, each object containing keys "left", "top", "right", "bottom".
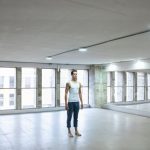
{"left": 65, "top": 83, "right": 70, "bottom": 111}
{"left": 65, "top": 104, "right": 68, "bottom": 110}
{"left": 81, "top": 103, "right": 83, "bottom": 109}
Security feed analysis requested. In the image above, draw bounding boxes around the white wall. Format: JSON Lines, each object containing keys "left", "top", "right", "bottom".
{"left": 103, "top": 59, "right": 150, "bottom": 72}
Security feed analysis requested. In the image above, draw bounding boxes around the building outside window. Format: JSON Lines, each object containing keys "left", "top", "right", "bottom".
{"left": 0, "top": 94, "right": 4, "bottom": 106}
{"left": 114, "top": 72, "right": 123, "bottom": 102}
{"left": 0, "top": 76, "right": 4, "bottom": 88}
{"left": 137, "top": 72, "right": 144, "bottom": 101}
{"left": 0, "top": 68, "right": 16, "bottom": 110}
{"left": 9, "top": 76, "right": 15, "bottom": 88}
{"left": 21, "top": 68, "right": 36, "bottom": 109}
{"left": 42, "top": 69, "right": 55, "bottom": 107}
{"left": 9, "top": 93, "right": 15, "bottom": 106}
{"left": 126, "top": 72, "right": 134, "bottom": 101}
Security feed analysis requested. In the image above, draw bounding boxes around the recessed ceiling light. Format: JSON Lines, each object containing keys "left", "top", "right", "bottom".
{"left": 46, "top": 56, "right": 53, "bottom": 60}
{"left": 78, "top": 48, "right": 87, "bottom": 52}
{"left": 134, "top": 60, "right": 146, "bottom": 68}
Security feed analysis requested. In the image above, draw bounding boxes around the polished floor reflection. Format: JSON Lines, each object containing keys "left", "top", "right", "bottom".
{"left": 104, "top": 102, "right": 150, "bottom": 117}
{"left": 120, "top": 103, "right": 150, "bottom": 113}
{"left": 0, "top": 108, "right": 150, "bottom": 150}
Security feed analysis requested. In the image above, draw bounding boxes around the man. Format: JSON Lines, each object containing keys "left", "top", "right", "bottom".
{"left": 65, "top": 69, "right": 83, "bottom": 137}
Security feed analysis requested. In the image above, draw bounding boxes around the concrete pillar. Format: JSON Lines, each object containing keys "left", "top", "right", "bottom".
{"left": 133, "top": 72, "right": 137, "bottom": 101}
{"left": 144, "top": 73, "right": 148, "bottom": 100}
{"left": 56, "top": 69, "right": 60, "bottom": 107}
{"left": 36, "top": 68, "right": 42, "bottom": 108}
{"left": 110, "top": 72, "right": 115, "bottom": 103}
{"left": 122, "top": 72, "right": 126, "bottom": 102}
{"left": 94, "top": 66, "right": 107, "bottom": 107}
{"left": 16, "top": 67, "right": 22, "bottom": 110}
{"left": 89, "top": 66, "right": 95, "bottom": 107}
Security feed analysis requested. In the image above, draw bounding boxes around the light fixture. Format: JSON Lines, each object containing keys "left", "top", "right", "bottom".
{"left": 132, "top": 59, "right": 147, "bottom": 69}
{"left": 46, "top": 56, "right": 53, "bottom": 60}
{"left": 107, "top": 63, "right": 118, "bottom": 71}
{"left": 78, "top": 48, "right": 87, "bottom": 52}
{"left": 45, "top": 29, "right": 150, "bottom": 59}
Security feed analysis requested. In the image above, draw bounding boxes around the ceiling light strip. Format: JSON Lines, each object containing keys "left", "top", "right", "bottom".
{"left": 86, "top": 29, "right": 150, "bottom": 48}
{"left": 47, "top": 29, "right": 150, "bottom": 58}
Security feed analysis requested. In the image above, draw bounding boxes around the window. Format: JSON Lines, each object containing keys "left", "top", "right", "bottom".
{"left": 77, "top": 70, "right": 89, "bottom": 105}
{"left": 21, "top": 68, "right": 36, "bottom": 109}
{"left": 60, "top": 69, "right": 89, "bottom": 106}
{"left": 126, "top": 72, "right": 134, "bottom": 101}
{"left": 0, "top": 94, "right": 4, "bottom": 106}
{"left": 9, "top": 76, "right": 15, "bottom": 88}
{"left": 114, "top": 72, "right": 123, "bottom": 102}
{"left": 0, "top": 68, "right": 16, "bottom": 110}
{"left": 42, "top": 69, "right": 55, "bottom": 107}
{"left": 60, "top": 69, "right": 71, "bottom": 106}
{"left": 9, "top": 93, "right": 15, "bottom": 106}
{"left": 0, "top": 76, "right": 4, "bottom": 88}
{"left": 137, "top": 72, "right": 144, "bottom": 101}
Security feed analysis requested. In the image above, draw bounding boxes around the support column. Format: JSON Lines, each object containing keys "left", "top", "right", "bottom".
{"left": 94, "top": 66, "right": 107, "bottom": 107}
{"left": 89, "top": 66, "right": 95, "bottom": 107}
{"left": 56, "top": 69, "right": 60, "bottom": 107}
{"left": 144, "top": 73, "right": 148, "bottom": 101}
{"left": 16, "top": 67, "right": 22, "bottom": 110}
{"left": 122, "top": 72, "right": 126, "bottom": 102}
{"left": 36, "top": 68, "right": 42, "bottom": 108}
{"left": 110, "top": 72, "right": 115, "bottom": 103}
{"left": 133, "top": 72, "right": 137, "bottom": 101}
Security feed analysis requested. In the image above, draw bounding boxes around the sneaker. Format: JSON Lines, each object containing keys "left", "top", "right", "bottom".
{"left": 75, "top": 132, "right": 81, "bottom": 136}
{"left": 68, "top": 132, "right": 74, "bottom": 137}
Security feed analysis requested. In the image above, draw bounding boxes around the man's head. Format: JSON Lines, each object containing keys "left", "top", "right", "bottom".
{"left": 71, "top": 69, "right": 77, "bottom": 81}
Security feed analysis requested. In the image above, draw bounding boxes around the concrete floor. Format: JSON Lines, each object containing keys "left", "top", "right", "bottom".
{"left": 104, "top": 102, "right": 150, "bottom": 118}
{"left": 120, "top": 103, "right": 150, "bottom": 113}
{"left": 0, "top": 108, "right": 150, "bottom": 150}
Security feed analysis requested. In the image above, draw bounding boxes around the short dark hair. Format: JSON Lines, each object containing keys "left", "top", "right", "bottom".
{"left": 71, "top": 69, "right": 77, "bottom": 75}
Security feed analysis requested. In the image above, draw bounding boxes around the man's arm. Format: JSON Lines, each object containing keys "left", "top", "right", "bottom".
{"left": 79, "top": 83, "right": 83, "bottom": 109}
{"left": 65, "top": 83, "right": 70, "bottom": 110}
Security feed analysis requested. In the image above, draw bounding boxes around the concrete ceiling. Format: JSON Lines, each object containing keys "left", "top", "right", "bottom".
{"left": 0, "top": 0, "right": 150, "bottom": 64}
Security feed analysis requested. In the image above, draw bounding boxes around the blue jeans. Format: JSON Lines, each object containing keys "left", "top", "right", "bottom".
{"left": 67, "top": 102, "right": 80, "bottom": 128}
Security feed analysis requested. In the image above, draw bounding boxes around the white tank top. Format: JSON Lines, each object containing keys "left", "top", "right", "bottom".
{"left": 68, "top": 81, "right": 80, "bottom": 102}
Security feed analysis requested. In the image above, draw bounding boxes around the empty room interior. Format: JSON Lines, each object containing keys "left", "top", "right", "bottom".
{"left": 0, "top": 0, "right": 150, "bottom": 150}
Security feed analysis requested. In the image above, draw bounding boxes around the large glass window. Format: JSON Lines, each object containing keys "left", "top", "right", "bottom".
{"left": 60, "top": 69, "right": 71, "bottom": 106}
{"left": 42, "top": 69, "right": 55, "bottom": 107}
{"left": 114, "top": 72, "right": 123, "bottom": 102}
{"left": 126, "top": 72, "right": 134, "bottom": 101}
{"left": 77, "top": 70, "right": 89, "bottom": 104}
{"left": 0, "top": 68, "right": 16, "bottom": 110}
{"left": 60, "top": 69, "right": 89, "bottom": 106}
{"left": 0, "top": 94, "right": 4, "bottom": 106}
{"left": 0, "top": 76, "right": 4, "bottom": 88}
{"left": 137, "top": 72, "right": 144, "bottom": 101}
{"left": 21, "top": 68, "right": 36, "bottom": 109}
